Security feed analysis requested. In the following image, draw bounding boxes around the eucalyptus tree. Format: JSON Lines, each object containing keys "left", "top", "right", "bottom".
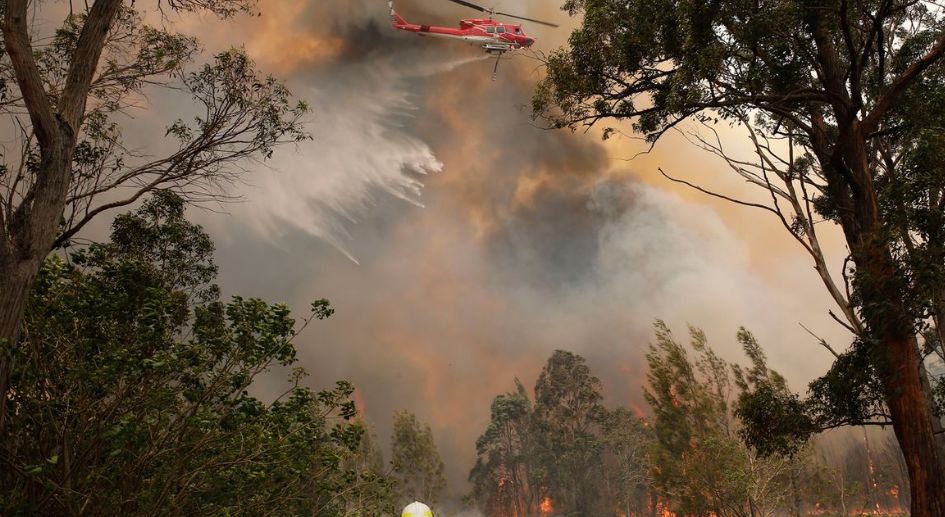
{"left": 470, "top": 352, "right": 626, "bottom": 517}
{"left": 469, "top": 380, "right": 539, "bottom": 517}
{"left": 0, "top": 0, "right": 308, "bottom": 427}
{"left": 535, "top": 1, "right": 945, "bottom": 512}
{"left": 1, "top": 192, "right": 386, "bottom": 515}
{"left": 645, "top": 323, "right": 793, "bottom": 517}
{"left": 530, "top": 350, "right": 607, "bottom": 516}
{"left": 390, "top": 410, "right": 447, "bottom": 507}
{"left": 598, "top": 408, "right": 653, "bottom": 517}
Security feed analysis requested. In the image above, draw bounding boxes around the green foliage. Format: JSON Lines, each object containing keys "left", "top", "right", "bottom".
{"left": 0, "top": 193, "right": 393, "bottom": 516}
{"left": 736, "top": 329, "right": 911, "bottom": 460}
{"left": 535, "top": 0, "right": 817, "bottom": 135}
{"left": 469, "top": 379, "right": 536, "bottom": 517}
{"left": 470, "top": 335, "right": 910, "bottom": 517}
{"left": 38, "top": 7, "right": 200, "bottom": 113}
{"left": 806, "top": 340, "right": 890, "bottom": 429}
{"left": 106, "top": 190, "right": 219, "bottom": 302}
{"left": 535, "top": 0, "right": 942, "bottom": 145}
{"left": 391, "top": 410, "right": 447, "bottom": 507}
{"left": 734, "top": 328, "right": 817, "bottom": 457}
{"left": 645, "top": 322, "right": 792, "bottom": 517}
{"left": 168, "top": 48, "right": 310, "bottom": 158}
{"left": 737, "top": 383, "right": 814, "bottom": 457}
{"left": 343, "top": 424, "right": 398, "bottom": 515}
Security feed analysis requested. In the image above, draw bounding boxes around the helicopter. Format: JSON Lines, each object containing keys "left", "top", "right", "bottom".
{"left": 389, "top": 0, "right": 559, "bottom": 79}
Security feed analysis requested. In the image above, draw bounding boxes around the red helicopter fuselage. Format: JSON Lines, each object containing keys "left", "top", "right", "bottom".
{"left": 391, "top": 10, "right": 535, "bottom": 53}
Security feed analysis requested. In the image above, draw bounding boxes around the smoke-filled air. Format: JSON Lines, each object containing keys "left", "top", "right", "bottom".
{"left": 2, "top": 0, "right": 944, "bottom": 516}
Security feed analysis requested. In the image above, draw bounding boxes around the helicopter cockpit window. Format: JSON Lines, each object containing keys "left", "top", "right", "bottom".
{"left": 485, "top": 26, "right": 496, "bottom": 33}
{"left": 514, "top": 27, "right": 522, "bottom": 34}
{"left": 496, "top": 26, "right": 506, "bottom": 33}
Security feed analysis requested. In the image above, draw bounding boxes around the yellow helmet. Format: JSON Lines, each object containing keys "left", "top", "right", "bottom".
{"left": 401, "top": 501, "right": 434, "bottom": 517}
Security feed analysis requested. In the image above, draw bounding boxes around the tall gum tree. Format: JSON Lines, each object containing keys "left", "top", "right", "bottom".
{"left": 534, "top": 0, "right": 945, "bottom": 514}
{"left": 0, "top": 0, "right": 308, "bottom": 430}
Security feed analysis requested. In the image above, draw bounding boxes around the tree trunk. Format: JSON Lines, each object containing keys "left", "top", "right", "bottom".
{"left": 822, "top": 113, "right": 945, "bottom": 516}
{"left": 0, "top": 252, "right": 42, "bottom": 434}
{"left": 876, "top": 332, "right": 945, "bottom": 517}
{"left": 790, "top": 465, "right": 801, "bottom": 517}
{"left": 0, "top": 141, "right": 77, "bottom": 432}
{"left": 0, "top": 0, "right": 123, "bottom": 405}
{"left": 0, "top": 259, "right": 35, "bottom": 343}
{"left": 862, "top": 428, "right": 879, "bottom": 512}
{"left": 840, "top": 483, "right": 847, "bottom": 517}
{"left": 849, "top": 229, "right": 945, "bottom": 516}
{"left": 0, "top": 0, "right": 99, "bottom": 425}
{"left": 805, "top": 11, "right": 945, "bottom": 506}
{"left": 816, "top": 98, "right": 945, "bottom": 517}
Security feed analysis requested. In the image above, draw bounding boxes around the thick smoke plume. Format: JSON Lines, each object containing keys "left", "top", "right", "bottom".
{"left": 153, "top": 0, "right": 850, "bottom": 494}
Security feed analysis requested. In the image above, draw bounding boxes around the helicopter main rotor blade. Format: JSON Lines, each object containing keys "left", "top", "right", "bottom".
{"left": 444, "top": 0, "right": 490, "bottom": 13}
{"left": 444, "top": 0, "right": 560, "bottom": 28}
{"left": 494, "top": 11, "right": 559, "bottom": 27}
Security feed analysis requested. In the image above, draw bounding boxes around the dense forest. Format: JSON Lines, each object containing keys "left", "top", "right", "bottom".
{"left": 2, "top": 0, "right": 945, "bottom": 515}
{"left": 469, "top": 336, "right": 925, "bottom": 517}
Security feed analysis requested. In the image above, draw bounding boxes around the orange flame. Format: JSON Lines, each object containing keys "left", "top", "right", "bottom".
{"left": 655, "top": 501, "right": 675, "bottom": 517}
{"left": 540, "top": 497, "right": 554, "bottom": 514}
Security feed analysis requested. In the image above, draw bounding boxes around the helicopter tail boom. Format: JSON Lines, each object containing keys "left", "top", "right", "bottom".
{"left": 389, "top": 1, "right": 408, "bottom": 26}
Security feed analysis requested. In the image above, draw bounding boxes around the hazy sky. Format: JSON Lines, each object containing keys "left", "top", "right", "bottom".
{"left": 113, "top": 0, "right": 858, "bottom": 493}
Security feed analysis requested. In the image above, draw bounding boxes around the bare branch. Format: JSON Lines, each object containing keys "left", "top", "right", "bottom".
{"left": 657, "top": 168, "right": 782, "bottom": 215}
{"left": 800, "top": 323, "right": 842, "bottom": 358}
{"left": 863, "top": 29, "right": 945, "bottom": 133}
{"left": 60, "top": 0, "right": 124, "bottom": 127}
{"left": 2, "top": 0, "right": 59, "bottom": 148}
